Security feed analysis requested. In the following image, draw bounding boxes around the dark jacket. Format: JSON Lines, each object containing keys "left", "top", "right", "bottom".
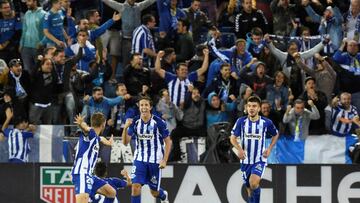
{"left": 123, "top": 65, "right": 151, "bottom": 96}
{"left": 30, "top": 69, "right": 57, "bottom": 104}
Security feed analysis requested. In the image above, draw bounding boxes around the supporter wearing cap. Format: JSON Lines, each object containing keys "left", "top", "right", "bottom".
{"left": 5, "top": 58, "right": 31, "bottom": 120}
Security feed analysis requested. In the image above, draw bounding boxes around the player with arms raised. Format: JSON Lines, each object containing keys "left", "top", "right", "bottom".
{"left": 230, "top": 96, "right": 279, "bottom": 203}
{"left": 72, "top": 112, "right": 116, "bottom": 203}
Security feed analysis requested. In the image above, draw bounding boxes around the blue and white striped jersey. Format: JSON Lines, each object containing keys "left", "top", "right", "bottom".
{"left": 231, "top": 116, "right": 278, "bottom": 165}
{"left": 4, "top": 128, "right": 33, "bottom": 162}
{"left": 128, "top": 115, "right": 170, "bottom": 164}
{"left": 331, "top": 104, "right": 359, "bottom": 136}
{"left": 72, "top": 129, "right": 100, "bottom": 175}
{"left": 90, "top": 177, "right": 127, "bottom": 203}
{"left": 164, "top": 71, "right": 198, "bottom": 107}
{"left": 131, "top": 25, "right": 155, "bottom": 58}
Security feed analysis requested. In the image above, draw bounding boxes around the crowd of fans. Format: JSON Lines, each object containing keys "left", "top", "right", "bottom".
{"left": 0, "top": 0, "right": 360, "bottom": 162}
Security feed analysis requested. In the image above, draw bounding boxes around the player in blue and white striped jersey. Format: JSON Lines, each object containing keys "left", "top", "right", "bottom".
{"left": 71, "top": 113, "right": 116, "bottom": 203}
{"left": 230, "top": 96, "right": 279, "bottom": 203}
{"left": 131, "top": 14, "right": 157, "bottom": 67}
{"left": 154, "top": 49, "right": 209, "bottom": 107}
{"left": 330, "top": 92, "right": 360, "bottom": 136}
{"left": 122, "top": 96, "right": 172, "bottom": 203}
{"left": 90, "top": 161, "right": 132, "bottom": 203}
{"left": 0, "top": 117, "right": 36, "bottom": 163}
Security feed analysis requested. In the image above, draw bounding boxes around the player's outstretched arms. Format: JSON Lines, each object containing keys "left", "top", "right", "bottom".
{"left": 74, "top": 114, "right": 91, "bottom": 133}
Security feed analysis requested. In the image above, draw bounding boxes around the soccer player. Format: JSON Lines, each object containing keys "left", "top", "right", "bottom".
{"left": 0, "top": 116, "right": 36, "bottom": 163}
{"left": 122, "top": 96, "right": 172, "bottom": 203}
{"left": 71, "top": 112, "right": 116, "bottom": 203}
{"left": 90, "top": 161, "right": 132, "bottom": 203}
{"left": 230, "top": 96, "right": 279, "bottom": 203}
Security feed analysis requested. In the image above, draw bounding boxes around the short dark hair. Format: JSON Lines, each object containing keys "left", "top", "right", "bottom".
{"left": 92, "top": 86, "right": 103, "bottom": 94}
{"left": 77, "top": 29, "right": 89, "bottom": 36}
{"left": 195, "top": 44, "right": 207, "bottom": 57}
{"left": 220, "top": 63, "right": 230, "bottom": 70}
{"left": 142, "top": 14, "right": 154, "bottom": 25}
{"left": 138, "top": 95, "right": 153, "bottom": 106}
{"left": 53, "top": 48, "right": 64, "bottom": 56}
{"left": 86, "top": 9, "right": 98, "bottom": 20}
{"left": 178, "top": 18, "right": 190, "bottom": 31}
{"left": 294, "top": 99, "right": 305, "bottom": 105}
{"left": 90, "top": 112, "right": 106, "bottom": 127}
{"left": 247, "top": 96, "right": 261, "bottom": 105}
{"left": 261, "top": 100, "right": 271, "bottom": 106}
{"left": 300, "top": 26, "right": 311, "bottom": 34}
{"left": 235, "top": 39, "right": 246, "bottom": 46}
{"left": 130, "top": 52, "right": 141, "bottom": 61}
{"left": 251, "top": 27, "right": 263, "bottom": 36}
{"left": 0, "top": 0, "right": 10, "bottom": 7}
{"left": 176, "top": 62, "right": 187, "bottom": 70}
{"left": 288, "top": 40, "right": 299, "bottom": 50}
{"left": 164, "top": 48, "right": 175, "bottom": 58}
{"left": 116, "top": 83, "right": 126, "bottom": 89}
{"left": 50, "top": 0, "right": 59, "bottom": 5}
{"left": 13, "top": 117, "right": 28, "bottom": 128}
{"left": 94, "top": 161, "right": 107, "bottom": 178}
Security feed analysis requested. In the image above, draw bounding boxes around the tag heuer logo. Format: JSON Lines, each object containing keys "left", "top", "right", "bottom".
{"left": 40, "top": 166, "right": 76, "bottom": 203}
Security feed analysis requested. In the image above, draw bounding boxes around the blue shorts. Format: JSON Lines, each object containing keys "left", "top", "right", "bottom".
{"left": 72, "top": 174, "right": 106, "bottom": 195}
{"left": 90, "top": 176, "right": 108, "bottom": 197}
{"left": 240, "top": 162, "right": 266, "bottom": 188}
{"left": 131, "top": 160, "right": 162, "bottom": 191}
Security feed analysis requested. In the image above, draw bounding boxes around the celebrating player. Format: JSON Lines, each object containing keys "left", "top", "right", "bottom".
{"left": 90, "top": 161, "right": 132, "bottom": 203}
{"left": 122, "top": 96, "right": 172, "bottom": 203}
{"left": 71, "top": 112, "right": 115, "bottom": 203}
{"left": 230, "top": 96, "right": 279, "bottom": 203}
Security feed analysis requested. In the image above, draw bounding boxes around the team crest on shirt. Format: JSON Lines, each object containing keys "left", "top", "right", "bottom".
{"left": 93, "top": 143, "right": 99, "bottom": 152}
{"left": 138, "top": 133, "right": 154, "bottom": 140}
{"left": 147, "top": 125, "right": 154, "bottom": 131}
{"left": 150, "top": 176, "right": 158, "bottom": 184}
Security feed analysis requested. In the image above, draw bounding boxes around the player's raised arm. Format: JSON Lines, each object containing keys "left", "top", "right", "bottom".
{"left": 122, "top": 119, "right": 133, "bottom": 145}
{"left": 100, "top": 134, "right": 114, "bottom": 146}
{"left": 74, "top": 114, "right": 91, "bottom": 133}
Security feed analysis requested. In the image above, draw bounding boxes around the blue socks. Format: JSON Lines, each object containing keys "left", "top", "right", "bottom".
{"left": 252, "top": 187, "right": 261, "bottom": 203}
{"left": 131, "top": 195, "right": 141, "bottom": 203}
{"left": 158, "top": 188, "right": 166, "bottom": 200}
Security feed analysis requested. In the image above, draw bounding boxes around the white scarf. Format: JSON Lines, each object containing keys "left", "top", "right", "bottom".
{"left": 10, "top": 71, "right": 27, "bottom": 98}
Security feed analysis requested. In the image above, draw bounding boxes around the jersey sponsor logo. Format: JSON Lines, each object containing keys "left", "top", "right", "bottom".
{"left": 245, "top": 133, "right": 262, "bottom": 140}
{"left": 138, "top": 133, "right": 154, "bottom": 140}
{"left": 40, "top": 166, "right": 75, "bottom": 203}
